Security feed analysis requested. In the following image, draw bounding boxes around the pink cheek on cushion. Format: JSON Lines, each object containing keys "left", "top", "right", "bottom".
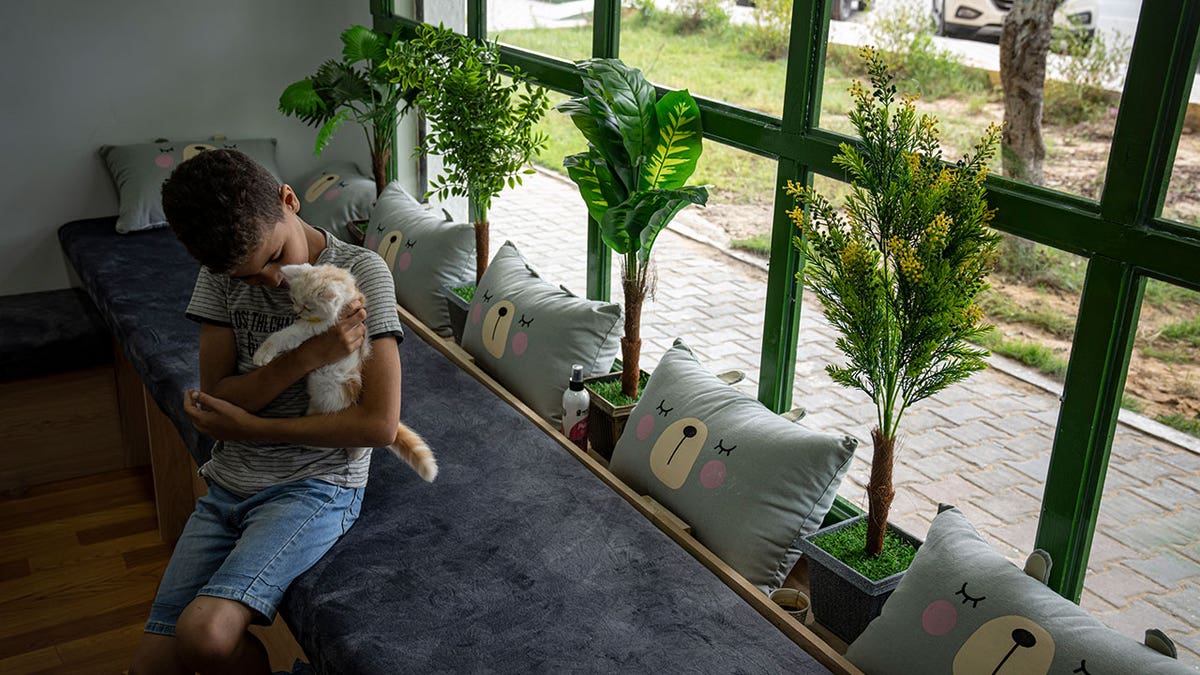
{"left": 636, "top": 414, "right": 656, "bottom": 441}
{"left": 699, "top": 460, "right": 726, "bottom": 489}
{"left": 155, "top": 155, "right": 174, "bottom": 168}
{"left": 511, "top": 332, "right": 528, "bottom": 356}
{"left": 470, "top": 303, "right": 482, "bottom": 325}
{"left": 922, "top": 600, "right": 957, "bottom": 636}
{"left": 323, "top": 188, "right": 341, "bottom": 201}
{"left": 398, "top": 251, "right": 412, "bottom": 272}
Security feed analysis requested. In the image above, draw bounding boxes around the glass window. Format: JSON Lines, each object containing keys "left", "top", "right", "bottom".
{"left": 486, "top": 0, "right": 592, "bottom": 62}
{"left": 794, "top": 174, "right": 1075, "bottom": 557}
{"left": 617, "top": 2, "right": 787, "bottom": 117}
{"left": 1087, "top": 288, "right": 1200, "bottom": 666}
{"left": 638, "top": 144, "right": 775, "bottom": 380}
{"left": 1160, "top": 51, "right": 1200, "bottom": 228}
{"left": 821, "top": 0, "right": 1142, "bottom": 202}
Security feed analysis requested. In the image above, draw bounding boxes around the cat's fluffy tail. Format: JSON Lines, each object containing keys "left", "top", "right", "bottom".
{"left": 390, "top": 423, "right": 438, "bottom": 482}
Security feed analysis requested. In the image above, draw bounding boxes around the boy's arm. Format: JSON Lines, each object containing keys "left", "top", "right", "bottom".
{"left": 187, "top": 336, "right": 401, "bottom": 448}
{"left": 199, "top": 301, "right": 367, "bottom": 413}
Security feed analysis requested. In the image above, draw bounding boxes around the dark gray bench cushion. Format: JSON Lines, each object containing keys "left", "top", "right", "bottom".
{"left": 58, "top": 217, "right": 213, "bottom": 463}
{"left": 0, "top": 288, "right": 112, "bottom": 381}
{"left": 284, "top": 330, "right": 830, "bottom": 673}
{"left": 57, "top": 217, "right": 829, "bottom": 673}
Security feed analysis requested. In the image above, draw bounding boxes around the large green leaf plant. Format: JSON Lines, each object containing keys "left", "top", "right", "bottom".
{"left": 385, "top": 24, "right": 549, "bottom": 283}
{"left": 558, "top": 59, "right": 709, "bottom": 400}
{"left": 278, "top": 25, "right": 412, "bottom": 196}
{"left": 787, "top": 48, "right": 1001, "bottom": 558}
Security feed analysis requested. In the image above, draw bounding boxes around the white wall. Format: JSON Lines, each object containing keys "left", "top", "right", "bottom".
{"left": 0, "top": 0, "right": 383, "bottom": 295}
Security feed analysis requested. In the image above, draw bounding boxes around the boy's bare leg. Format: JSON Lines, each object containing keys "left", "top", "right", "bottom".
{"left": 176, "top": 596, "right": 270, "bottom": 675}
{"left": 130, "top": 633, "right": 190, "bottom": 675}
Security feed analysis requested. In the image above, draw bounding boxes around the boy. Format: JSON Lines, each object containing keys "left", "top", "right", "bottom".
{"left": 130, "top": 149, "right": 404, "bottom": 675}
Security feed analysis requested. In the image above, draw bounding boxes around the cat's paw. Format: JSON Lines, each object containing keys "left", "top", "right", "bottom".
{"left": 252, "top": 339, "right": 281, "bottom": 367}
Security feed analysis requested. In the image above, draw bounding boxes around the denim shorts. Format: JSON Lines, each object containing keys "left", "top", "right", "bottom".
{"left": 145, "top": 478, "right": 363, "bottom": 636}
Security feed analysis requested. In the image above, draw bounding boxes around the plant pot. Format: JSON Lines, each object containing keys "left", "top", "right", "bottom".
{"left": 582, "top": 371, "right": 644, "bottom": 460}
{"left": 345, "top": 219, "right": 369, "bottom": 245}
{"left": 442, "top": 285, "right": 473, "bottom": 344}
{"left": 796, "top": 515, "right": 922, "bottom": 644}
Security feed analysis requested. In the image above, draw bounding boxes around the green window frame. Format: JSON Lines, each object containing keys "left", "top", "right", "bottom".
{"left": 372, "top": 0, "right": 1200, "bottom": 603}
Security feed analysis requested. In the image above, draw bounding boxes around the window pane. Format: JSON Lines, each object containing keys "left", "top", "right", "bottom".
{"left": 795, "top": 175, "right": 1076, "bottom": 559}
{"left": 495, "top": 143, "right": 775, "bottom": 382}
{"left": 616, "top": 4, "right": 786, "bottom": 117}
{"left": 1086, "top": 285, "right": 1200, "bottom": 667}
{"left": 1160, "top": 54, "right": 1200, "bottom": 228}
{"left": 820, "top": 0, "right": 1142, "bottom": 201}
{"left": 487, "top": 0, "right": 592, "bottom": 62}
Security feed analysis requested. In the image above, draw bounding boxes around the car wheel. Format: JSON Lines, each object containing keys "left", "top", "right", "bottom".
{"left": 831, "top": 0, "right": 854, "bottom": 21}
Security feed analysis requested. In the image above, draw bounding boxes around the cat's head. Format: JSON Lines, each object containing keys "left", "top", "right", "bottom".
{"left": 279, "top": 263, "right": 358, "bottom": 321}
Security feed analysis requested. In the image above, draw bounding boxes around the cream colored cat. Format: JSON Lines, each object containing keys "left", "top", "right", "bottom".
{"left": 252, "top": 263, "right": 438, "bottom": 482}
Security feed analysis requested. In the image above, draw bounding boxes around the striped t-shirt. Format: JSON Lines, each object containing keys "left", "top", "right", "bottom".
{"left": 185, "top": 229, "right": 404, "bottom": 497}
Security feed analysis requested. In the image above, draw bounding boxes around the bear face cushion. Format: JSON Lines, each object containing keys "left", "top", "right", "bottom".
{"left": 608, "top": 339, "right": 858, "bottom": 591}
{"left": 99, "top": 138, "right": 282, "bottom": 233}
{"left": 292, "top": 161, "right": 377, "bottom": 243}
{"left": 462, "top": 241, "right": 621, "bottom": 426}
{"left": 846, "top": 507, "right": 1193, "bottom": 674}
{"left": 365, "top": 182, "right": 475, "bottom": 336}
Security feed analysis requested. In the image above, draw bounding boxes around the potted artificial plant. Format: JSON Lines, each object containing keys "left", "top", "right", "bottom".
{"left": 387, "top": 23, "right": 549, "bottom": 307}
{"left": 279, "top": 25, "right": 413, "bottom": 197}
{"left": 790, "top": 48, "right": 1001, "bottom": 643}
{"left": 556, "top": 59, "right": 709, "bottom": 457}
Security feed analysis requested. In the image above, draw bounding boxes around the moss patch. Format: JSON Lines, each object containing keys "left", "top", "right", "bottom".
{"left": 585, "top": 371, "right": 651, "bottom": 407}
{"left": 811, "top": 519, "right": 918, "bottom": 582}
{"left": 452, "top": 285, "right": 476, "bottom": 302}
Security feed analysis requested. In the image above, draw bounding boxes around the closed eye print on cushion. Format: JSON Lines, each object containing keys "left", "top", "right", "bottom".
{"left": 155, "top": 146, "right": 176, "bottom": 168}
{"left": 956, "top": 582, "right": 985, "bottom": 608}
{"left": 917, "top": 580, "right": 1056, "bottom": 675}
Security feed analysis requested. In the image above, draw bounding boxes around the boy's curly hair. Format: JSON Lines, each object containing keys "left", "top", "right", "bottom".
{"left": 162, "top": 149, "right": 282, "bottom": 273}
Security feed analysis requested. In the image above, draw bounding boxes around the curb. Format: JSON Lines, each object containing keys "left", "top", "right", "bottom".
{"left": 530, "top": 165, "right": 1200, "bottom": 455}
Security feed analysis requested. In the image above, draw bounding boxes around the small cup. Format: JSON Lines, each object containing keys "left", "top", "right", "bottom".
{"left": 769, "top": 587, "right": 811, "bottom": 624}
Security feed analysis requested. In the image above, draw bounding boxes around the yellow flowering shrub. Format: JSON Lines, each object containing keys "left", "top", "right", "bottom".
{"left": 786, "top": 47, "right": 1002, "bottom": 441}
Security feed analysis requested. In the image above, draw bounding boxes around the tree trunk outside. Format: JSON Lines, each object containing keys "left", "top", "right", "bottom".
{"left": 865, "top": 427, "right": 897, "bottom": 557}
{"left": 621, "top": 274, "right": 646, "bottom": 400}
{"left": 999, "top": 0, "right": 1056, "bottom": 185}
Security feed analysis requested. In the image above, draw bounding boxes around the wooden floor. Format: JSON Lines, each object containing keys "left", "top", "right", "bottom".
{"left": 0, "top": 467, "right": 305, "bottom": 674}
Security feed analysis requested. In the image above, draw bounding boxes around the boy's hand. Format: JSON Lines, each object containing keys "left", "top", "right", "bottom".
{"left": 300, "top": 299, "right": 367, "bottom": 369}
{"left": 184, "top": 390, "right": 261, "bottom": 441}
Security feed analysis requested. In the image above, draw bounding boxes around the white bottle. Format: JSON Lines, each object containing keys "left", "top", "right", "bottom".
{"left": 561, "top": 364, "right": 590, "bottom": 451}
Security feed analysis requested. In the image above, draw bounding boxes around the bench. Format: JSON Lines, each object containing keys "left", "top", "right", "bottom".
{"left": 58, "top": 216, "right": 854, "bottom": 673}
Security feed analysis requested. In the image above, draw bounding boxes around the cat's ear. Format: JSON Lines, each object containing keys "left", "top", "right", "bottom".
{"left": 318, "top": 287, "right": 338, "bottom": 302}
{"left": 279, "top": 264, "right": 310, "bottom": 281}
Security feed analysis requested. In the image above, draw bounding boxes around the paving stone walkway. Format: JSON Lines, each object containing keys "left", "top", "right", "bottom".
{"left": 487, "top": 169, "right": 1200, "bottom": 666}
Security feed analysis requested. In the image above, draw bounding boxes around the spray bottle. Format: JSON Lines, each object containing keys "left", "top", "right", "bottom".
{"left": 561, "top": 364, "right": 590, "bottom": 451}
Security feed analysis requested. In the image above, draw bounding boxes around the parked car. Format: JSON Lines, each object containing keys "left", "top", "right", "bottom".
{"left": 932, "top": 0, "right": 1098, "bottom": 42}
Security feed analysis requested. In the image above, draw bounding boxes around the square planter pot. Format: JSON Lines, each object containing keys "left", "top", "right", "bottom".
{"left": 582, "top": 371, "right": 644, "bottom": 461}
{"left": 442, "top": 285, "right": 473, "bottom": 344}
{"left": 796, "top": 514, "right": 922, "bottom": 644}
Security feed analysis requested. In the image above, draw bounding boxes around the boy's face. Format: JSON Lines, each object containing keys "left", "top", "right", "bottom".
{"left": 228, "top": 185, "right": 310, "bottom": 288}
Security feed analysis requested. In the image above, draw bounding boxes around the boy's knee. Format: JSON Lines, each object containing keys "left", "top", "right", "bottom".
{"left": 175, "top": 597, "right": 253, "bottom": 670}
